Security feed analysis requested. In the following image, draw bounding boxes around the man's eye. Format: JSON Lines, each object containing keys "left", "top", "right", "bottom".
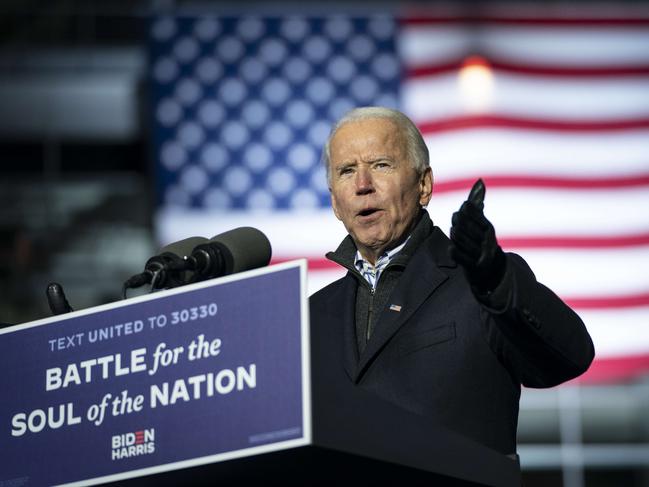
{"left": 339, "top": 167, "right": 354, "bottom": 175}
{"left": 374, "top": 161, "right": 391, "bottom": 169}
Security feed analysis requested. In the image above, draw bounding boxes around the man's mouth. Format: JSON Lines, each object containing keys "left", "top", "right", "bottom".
{"left": 357, "top": 208, "right": 381, "bottom": 218}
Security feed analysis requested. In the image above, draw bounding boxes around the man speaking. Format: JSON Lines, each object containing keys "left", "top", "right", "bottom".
{"left": 309, "top": 106, "right": 594, "bottom": 457}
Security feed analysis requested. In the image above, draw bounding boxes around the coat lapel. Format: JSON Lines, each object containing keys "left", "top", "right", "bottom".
{"left": 354, "top": 229, "right": 456, "bottom": 382}
{"left": 325, "top": 273, "right": 360, "bottom": 381}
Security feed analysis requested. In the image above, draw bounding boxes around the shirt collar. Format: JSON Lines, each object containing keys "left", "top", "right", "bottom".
{"left": 354, "top": 236, "right": 411, "bottom": 290}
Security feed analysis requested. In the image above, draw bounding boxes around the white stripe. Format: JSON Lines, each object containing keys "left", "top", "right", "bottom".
{"left": 480, "top": 27, "right": 649, "bottom": 67}
{"left": 428, "top": 187, "right": 649, "bottom": 237}
{"left": 156, "top": 208, "right": 346, "bottom": 256}
{"left": 578, "top": 307, "right": 649, "bottom": 358}
{"left": 404, "top": 73, "right": 649, "bottom": 121}
{"left": 307, "top": 269, "right": 347, "bottom": 295}
{"left": 422, "top": 129, "right": 649, "bottom": 179}
{"left": 401, "top": 26, "right": 649, "bottom": 66}
{"left": 513, "top": 248, "right": 649, "bottom": 298}
{"left": 399, "top": 26, "right": 473, "bottom": 65}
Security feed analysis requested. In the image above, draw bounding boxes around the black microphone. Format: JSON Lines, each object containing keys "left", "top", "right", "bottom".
{"left": 186, "top": 227, "right": 272, "bottom": 282}
{"left": 46, "top": 282, "right": 74, "bottom": 315}
{"left": 123, "top": 236, "right": 209, "bottom": 294}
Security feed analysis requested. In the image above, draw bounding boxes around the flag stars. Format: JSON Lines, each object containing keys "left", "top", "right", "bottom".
{"left": 194, "top": 18, "right": 220, "bottom": 41}
{"left": 152, "top": 15, "right": 399, "bottom": 210}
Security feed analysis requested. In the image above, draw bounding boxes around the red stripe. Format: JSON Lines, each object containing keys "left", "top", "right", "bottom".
{"left": 272, "top": 257, "right": 337, "bottom": 270}
{"left": 564, "top": 292, "right": 649, "bottom": 309}
{"left": 407, "top": 61, "right": 463, "bottom": 78}
{"left": 433, "top": 174, "right": 649, "bottom": 193}
{"left": 305, "top": 259, "right": 339, "bottom": 271}
{"left": 575, "top": 353, "right": 649, "bottom": 384}
{"left": 407, "top": 60, "right": 649, "bottom": 78}
{"left": 401, "top": 15, "right": 649, "bottom": 27}
{"left": 417, "top": 115, "right": 649, "bottom": 133}
{"left": 499, "top": 233, "right": 649, "bottom": 249}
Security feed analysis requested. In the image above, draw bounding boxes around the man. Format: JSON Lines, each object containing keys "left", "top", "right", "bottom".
{"left": 309, "top": 106, "right": 594, "bottom": 456}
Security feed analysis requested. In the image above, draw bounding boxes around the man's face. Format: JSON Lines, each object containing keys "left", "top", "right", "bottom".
{"left": 328, "top": 117, "right": 432, "bottom": 263}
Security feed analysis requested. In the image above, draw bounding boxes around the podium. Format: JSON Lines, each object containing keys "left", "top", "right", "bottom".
{"left": 0, "top": 261, "right": 520, "bottom": 486}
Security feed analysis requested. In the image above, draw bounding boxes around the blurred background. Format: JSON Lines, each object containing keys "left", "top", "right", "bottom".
{"left": 1, "top": 1, "right": 648, "bottom": 485}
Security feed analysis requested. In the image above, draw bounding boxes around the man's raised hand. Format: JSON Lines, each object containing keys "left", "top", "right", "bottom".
{"left": 449, "top": 179, "right": 506, "bottom": 294}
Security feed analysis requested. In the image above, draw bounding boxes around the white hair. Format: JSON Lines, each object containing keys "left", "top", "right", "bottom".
{"left": 322, "top": 106, "right": 430, "bottom": 184}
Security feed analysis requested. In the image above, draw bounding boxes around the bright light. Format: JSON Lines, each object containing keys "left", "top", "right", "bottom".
{"left": 457, "top": 55, "right": 495, "bottom": 113}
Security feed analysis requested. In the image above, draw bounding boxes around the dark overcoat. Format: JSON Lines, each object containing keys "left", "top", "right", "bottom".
{"left": 309, "top": 222, "right": 594, "bottom": 455}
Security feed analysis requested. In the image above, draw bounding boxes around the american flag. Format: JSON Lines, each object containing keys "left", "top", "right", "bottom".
{"left": 148, "top": 6, "right": 649, "bottom": 383}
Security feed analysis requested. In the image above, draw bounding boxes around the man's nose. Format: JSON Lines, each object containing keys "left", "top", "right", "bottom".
{"left": 355, "top": 167, "right": 374, "bottom": 195}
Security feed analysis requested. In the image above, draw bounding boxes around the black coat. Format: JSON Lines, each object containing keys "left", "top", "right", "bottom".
{"left": 309, "top": 225, "right": 594, "bottom": 455}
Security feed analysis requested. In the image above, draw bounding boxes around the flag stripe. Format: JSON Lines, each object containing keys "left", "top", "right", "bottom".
{"left": 418, "top": 116, "right": 649, "bottom": 134}
{"left": 565, "top": 293, "right": 649, "bottom": 309}
{"left": 405, "top": 73, "right": 649, "bottom": 122}
{"left": 578, "top": 307, "right": 649, "bottom": 358}
{"left": 400, "top": 26, "right": 649, "bottom": 67}
{"left": 433, "top": 175, "right": 649, "bottom": 193}
{"left": 577, "top": 353, "right": 649, "bottom": 384}
{"left": 407, "top": 60, "right": 649, "bottom": 78}
{"left": 401, "top": 15, "right": 649, "bottom": 27}
{"left": 428, "top": 187, "right": 649, "bottom": 236}
{"left": 423, "top": 130, "right": 649, "bottom": 178}
{"left": 514, "top": 248, "right": 649, "bottom": 298}
{"left": 499, "top": 233, "right": 649, "bottom": 249}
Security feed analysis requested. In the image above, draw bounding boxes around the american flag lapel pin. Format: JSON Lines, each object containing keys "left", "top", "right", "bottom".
{"left": 389, "top": 304, "right": 402, "bottom": 312}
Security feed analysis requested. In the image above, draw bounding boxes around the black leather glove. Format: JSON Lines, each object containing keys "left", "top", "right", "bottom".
{"left": 450, "top": 179, "right": 507, "bottom": 294}
{"left": 46, "top": 282, "right": 74, "bottom": 315}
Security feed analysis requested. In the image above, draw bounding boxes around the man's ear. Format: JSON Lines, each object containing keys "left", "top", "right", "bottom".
{"left": 419, "top": 167, "right": 433, "bottom": 207}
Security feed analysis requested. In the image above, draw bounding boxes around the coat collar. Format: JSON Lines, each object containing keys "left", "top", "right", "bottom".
{"left": 324, "top": 211, "right": 456, "bottom": 382}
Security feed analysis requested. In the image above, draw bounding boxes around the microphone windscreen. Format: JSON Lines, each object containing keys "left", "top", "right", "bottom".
{"left": 158, "top": 236, "right": 209, "bottom": 258}
{"left": 208, "top": 227, "right": 272, "bottom": 274}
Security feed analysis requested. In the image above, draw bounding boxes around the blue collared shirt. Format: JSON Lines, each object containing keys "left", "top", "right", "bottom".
{"left": 354, "top": 237, "right": 410, "bottom": 291}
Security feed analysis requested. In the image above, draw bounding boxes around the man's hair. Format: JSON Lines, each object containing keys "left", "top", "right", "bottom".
{"left": 322, "top": 106, "right": 430, "bottom": 184}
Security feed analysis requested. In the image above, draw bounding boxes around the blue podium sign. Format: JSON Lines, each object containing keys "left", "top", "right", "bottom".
{"left": 0, "top": 261, "right": 310, "bottom": 486}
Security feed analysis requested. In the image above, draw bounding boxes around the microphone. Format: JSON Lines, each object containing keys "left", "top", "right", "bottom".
{"left": 186, "top": 227, "right": 272, "bottom": 282}
{"left": 123, "top": 236, "right": 208, "bottom": 294}
{"left": 46, "top": 282, "right": 74, "bottom": 315}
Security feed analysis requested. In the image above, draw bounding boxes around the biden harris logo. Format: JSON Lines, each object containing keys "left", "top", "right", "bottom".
{"left": 111, "top": 428, "right": 155, "bottom": 460}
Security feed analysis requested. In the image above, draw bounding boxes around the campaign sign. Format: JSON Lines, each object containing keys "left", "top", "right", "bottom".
{"left": 0, "top": 261, "right": 310, "bottom": 486}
